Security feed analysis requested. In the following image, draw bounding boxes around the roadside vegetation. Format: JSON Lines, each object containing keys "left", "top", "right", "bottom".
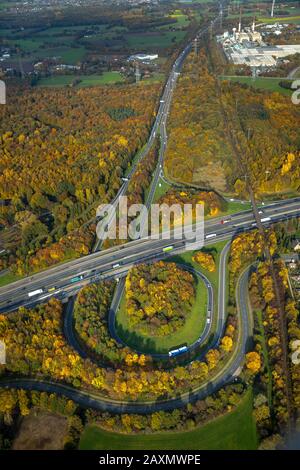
{"left": 164, "top": 42, "right": 300, "bottom": 200}
{"left": 0, "top": 83, "right": 160, "bottom": 274}
{"left": 80, "top": 388, "right": 257, "bottom": 450}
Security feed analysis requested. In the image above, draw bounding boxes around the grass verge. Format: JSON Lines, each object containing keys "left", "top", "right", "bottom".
{"left": 115, "top": 270, "right": 207, "bottom": 354}
{"left": 0, "top": 271, "right": 22, "bottom": 288}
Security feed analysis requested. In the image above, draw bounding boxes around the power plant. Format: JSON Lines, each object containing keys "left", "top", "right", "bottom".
{"left": 217, "top": 15, "right": 300, "bottom": 70}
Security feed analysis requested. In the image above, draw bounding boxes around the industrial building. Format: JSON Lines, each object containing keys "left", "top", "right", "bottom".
{"left": 217, "top": 17, "right": 300, "bottom": 70}
{"left": 128, "top": 53, "right": 158, "bottom": 63}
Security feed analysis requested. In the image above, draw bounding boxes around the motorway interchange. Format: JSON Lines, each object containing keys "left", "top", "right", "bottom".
{"left": 1, "top": 12, "right": 300, "bottom": 412}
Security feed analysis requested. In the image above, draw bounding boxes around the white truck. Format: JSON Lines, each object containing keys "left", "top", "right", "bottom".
{"left": 205, "top": 233, "right": 217, "bottom": 239}
{"left": 28, "top": 289, "right": 43, "bottom": 298}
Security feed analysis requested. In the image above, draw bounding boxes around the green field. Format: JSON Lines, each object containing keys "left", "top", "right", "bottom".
{"left": 0, "top": 2, "right": 14, "bottom": 10}
{"left": 125, "top": 30, "right": 186, "bottom": 49}
{"left": 159, "top": 12, "right": 190, "bottom": 30}
{"left": 223, "top": 199, "right": 252, "bottom": 215}
{"left": 8, "top": 38, "right": 45, "bottom": 51}
{"left": 228, "top": 11, "right": 258, "bottom": 18}
{"left": 6, "top": 36, "right": 87, "bottom": 64}
{"left": 220, "top": 76, "right": 293, "bottom": 96}
{"left": 140, "top": 72, "right": 166, "bottom": 86}
{"left": 258, "top": 15, "right": 300, "bottom": 24}
{"left": 169, "top": 240, "right": 227, "bottom": 293}
{"left": 35, "top": 46, "right": 86, "bottom": 64}
{"left": 0, "top": 271, "right": 21, "bottom": 288}
{"left": 79, "top": 390, "right": 257, "bottom": 450}
{"left": 37, "top": 72, "right": 124, "bottom": 88}
{"left": 153, "top": 178, "right": 173, "bottom": 202}
{"left": 115, "top": 268, "right": 207, "bottom": 354}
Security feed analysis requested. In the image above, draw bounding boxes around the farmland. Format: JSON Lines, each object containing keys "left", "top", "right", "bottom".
{"left": 220, "top": 76, "right": 293, "bottom": 96}
{"left": 36, "top": 72, "right": 124, "bottom": 88}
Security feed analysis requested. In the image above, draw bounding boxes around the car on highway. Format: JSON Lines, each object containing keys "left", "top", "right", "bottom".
{"left": 220, "top": 218, "right": 231, "bottom": 224}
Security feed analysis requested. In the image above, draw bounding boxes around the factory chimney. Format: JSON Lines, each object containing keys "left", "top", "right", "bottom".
{"left": 238, "top": 8, "right": 242, "bottom": 33}
{"left": 271, "top": 0, "right": 275, "bottom": 17}
{"left": 252, "top": 18, "right": 255, "bottom": 32}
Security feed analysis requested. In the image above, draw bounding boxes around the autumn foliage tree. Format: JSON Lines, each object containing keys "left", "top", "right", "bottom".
{"left": 125, "top": 261, "right": 196, "bottom": 336}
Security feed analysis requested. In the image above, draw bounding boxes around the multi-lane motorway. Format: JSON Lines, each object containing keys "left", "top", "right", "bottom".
{"left": 93, "top": 27, "right": 192, "bottom": 249}
{"left": 0, "top": 9, "right": 299, "bottom": 413}
{"left": 1, "top": 197, "right": 299, "bottom": 314}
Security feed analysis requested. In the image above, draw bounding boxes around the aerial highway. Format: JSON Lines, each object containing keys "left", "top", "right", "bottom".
{"left": 0, "top": 14, "right": 229, "bottom": 314}
{"left": 93, "top": 24, "right": 192, "bottom": 249}
{"left": 0, "top": 19, "right": 213, "bottom": 315}
{"left": 93, "top": 17, "right": 217, "bottom": 248}
{"left": 0, "top": 246, "right": 253, "bottom": 414}
{"left": 64, "top": 266, "right": 214, "bottom": 362}
{"left": 0, "top": 6, "right": 299, "bottom": 414}
{"left": 0, "top": 197, "right": 299, "bottom": 314}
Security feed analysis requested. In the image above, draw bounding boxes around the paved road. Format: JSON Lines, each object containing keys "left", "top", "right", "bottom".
{"left": 0, "top": 260, "right": 253, "bottom": 413}
{"left": 0, "top": 197, "right": 299, "bottom": 314}
{"left": 287, "top": 66, "right": 300, "bottom": 79}
{"left": 0, "top": 5, "right": 298, "bottom": 411}
{"left": 93, "top": 19, "right": 202, "bottom": 250}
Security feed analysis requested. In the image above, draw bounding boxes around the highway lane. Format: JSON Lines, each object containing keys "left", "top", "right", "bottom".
{"left": 0, "top": 260, "right": 253, "bottom": 413}
{"left": 0, "top": 7, "right": 279, "bottom": 412}
{"left": 93, "top": 19, "right": 217, "bottom": 248}
{"left": 1, "top": 5, "right": 298, "bottom": 312}
{"left": 93, "top": 25, "right": 192, "bottom": 249}
{"left": 0, "top": 197, "right": 299, "bottom": 313}
{"left": 101, "top": 47, "right": 189, "bottom": 357}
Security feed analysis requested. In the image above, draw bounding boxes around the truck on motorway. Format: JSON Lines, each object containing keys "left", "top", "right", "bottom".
{"left": 112, "top": 263, "right": 120, "bottom": 269}
{"left": 28, "top": 289, "right": 43, "bottom": 297}
{"left": 261, "top": 217, "right": 271, "bottom": 223}
{"left": 163, "top": 245, "right": 174, "bottom": 252}
{"left": 205, "top": 233, "right": 217, "bottom": 239}
{"left": 168, "top": 345, "right": 188, "bottom": 357}
{"left": 70, "top": 275, "right": 84, "bottom": 283}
